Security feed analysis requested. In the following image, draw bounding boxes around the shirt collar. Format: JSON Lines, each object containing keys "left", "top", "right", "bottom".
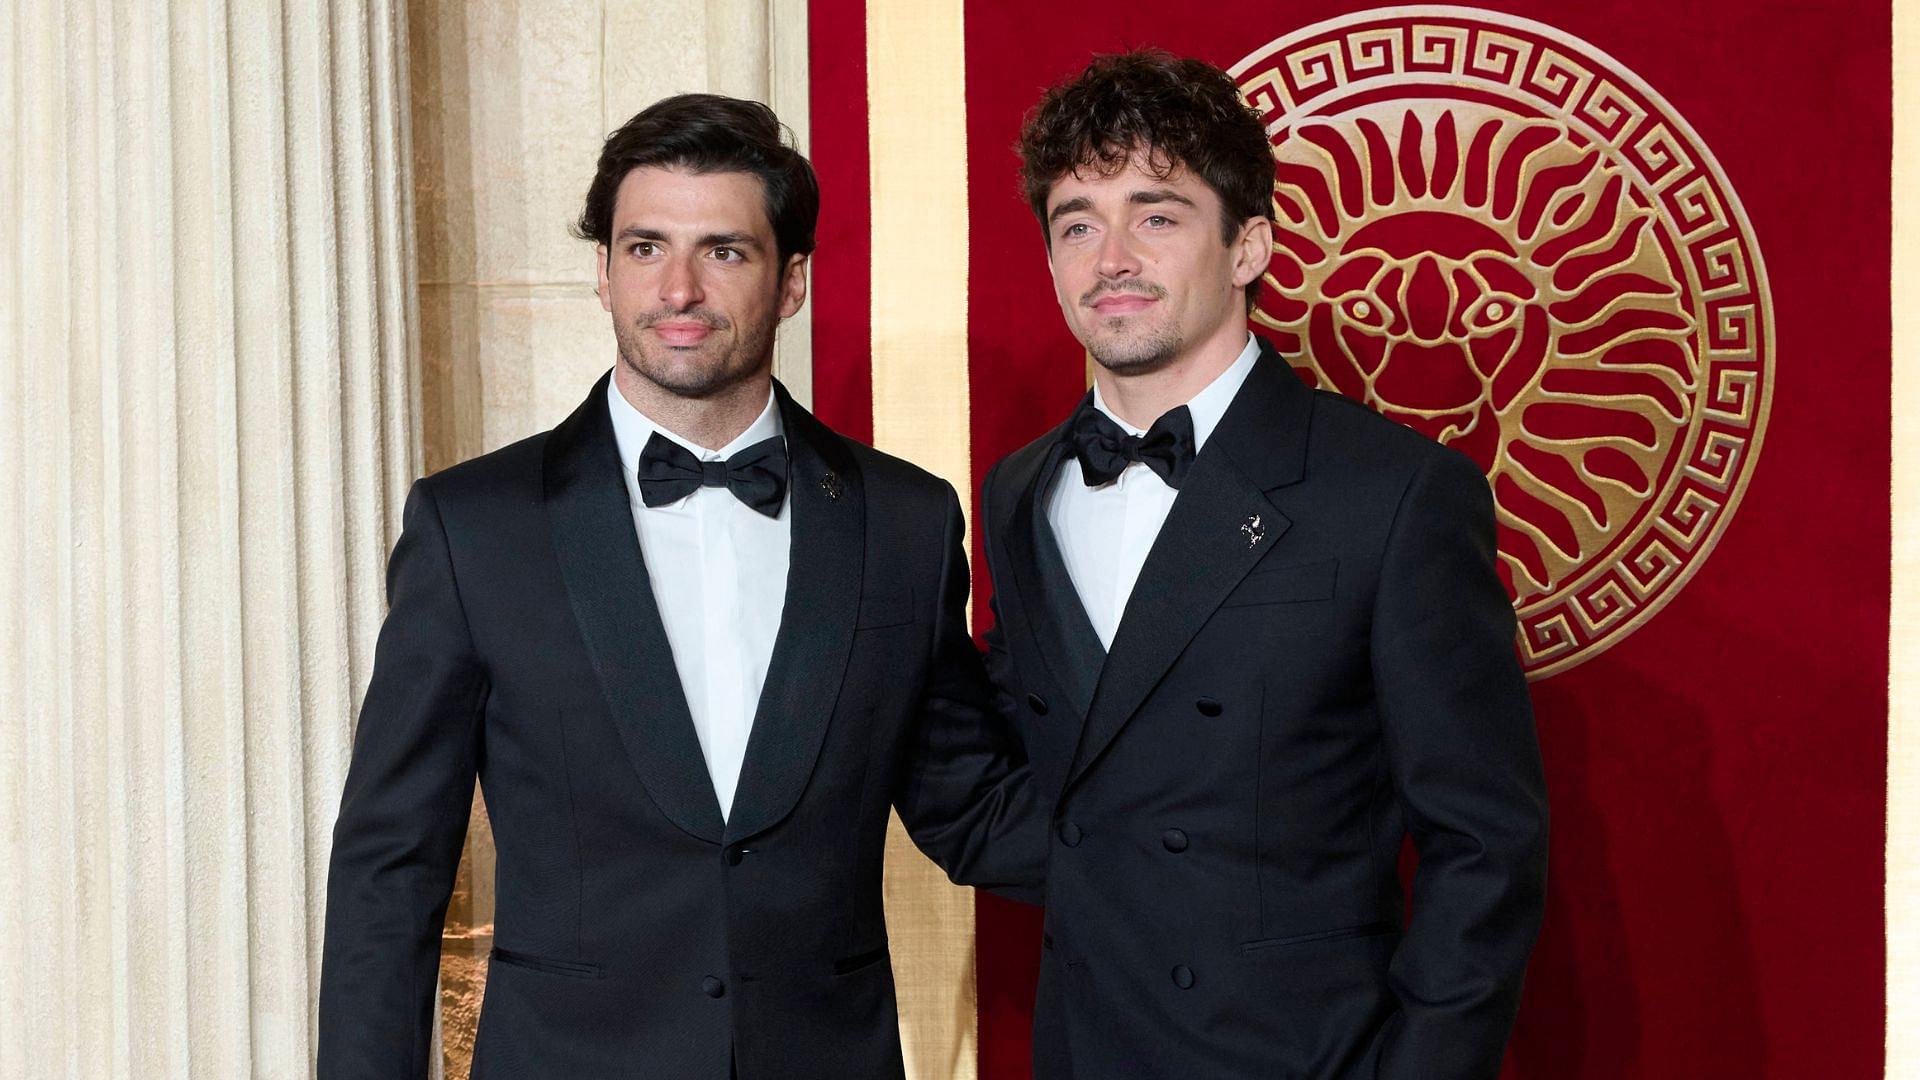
{"left": 1090, "top": 332, "right": 1261, "bottom": 452}
{"left": 606, "top": 370, "right": 783, "bottom": 478}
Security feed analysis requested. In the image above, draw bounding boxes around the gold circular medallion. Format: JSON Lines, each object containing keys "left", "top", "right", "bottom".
{"left": 1233, "top": 6, "right": 1773, "bottom": 679}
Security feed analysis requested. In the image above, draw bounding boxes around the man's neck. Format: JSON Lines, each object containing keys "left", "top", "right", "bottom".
{"left": 614, "top": 363, "right": 774, "bottom": 452}
{"left": 1094, "top": 318, "right": 1249, "bottom": 430}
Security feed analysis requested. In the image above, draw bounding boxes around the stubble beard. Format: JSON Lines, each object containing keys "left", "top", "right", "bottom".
{"left": 613, "top": 308, "right": 778, "bottom": 400}
{"left": 1086, "top": 315, "right": 1183, "bottom": 375}
{"left": 1079, "top": 280, "right": 1181, "bottom": 374}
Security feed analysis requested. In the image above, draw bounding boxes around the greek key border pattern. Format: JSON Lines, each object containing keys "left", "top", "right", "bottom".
{"left": 1234, "top": 10, "right": 1772, "bottom": 677}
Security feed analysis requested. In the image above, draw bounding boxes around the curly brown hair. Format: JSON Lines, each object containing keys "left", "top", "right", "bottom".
{"left": 1016, "top": 50, "right": 1274, "bottom": 309}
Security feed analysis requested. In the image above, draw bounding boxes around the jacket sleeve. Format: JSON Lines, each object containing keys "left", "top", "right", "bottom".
{"left": 1369, "top": 448, "right": 1550, "bottom": 1080}
{"left": 318, "top": 478, "right": 488, "bottom": 1079}
{"left": 893, "top": 482, "right": 1048, "bottom": 904}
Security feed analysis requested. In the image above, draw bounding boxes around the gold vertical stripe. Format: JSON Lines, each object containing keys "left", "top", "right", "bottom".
{"left": 1891, "top": 0, "right": 1918, "bottom": 1073}
{"left": 866, "top": 2, "right": 979, "bottom": 1079}
{"left": 867, "top": 0, "right": 972, "bottom": 507}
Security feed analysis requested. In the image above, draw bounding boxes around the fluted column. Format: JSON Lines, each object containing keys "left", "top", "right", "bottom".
{"left": 0, "top": 0, "right": 418, "bottom": 1075}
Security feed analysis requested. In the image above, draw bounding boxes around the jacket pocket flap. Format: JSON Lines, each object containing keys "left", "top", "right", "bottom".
{"left": 855, "top": 589, "right": 915, "bottom": 629}
{"left": 1240, "top": 919, "right": 1397, "bottom": 953}
{"left": 1221, "top": 558, "right": 1338, "bottom": 607}
{"left": 489, "top": 945, "right": 605, "bottom": 979}
{"left": 832, "top": 944, "right": 891, "bottom": 975}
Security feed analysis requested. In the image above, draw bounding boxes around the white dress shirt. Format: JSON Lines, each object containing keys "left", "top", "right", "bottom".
{"left": 1046, "top": 334, "right": 1262, "bottom": 649}
{"left": 606, "top": 375, "right": 790, "bottom": 821}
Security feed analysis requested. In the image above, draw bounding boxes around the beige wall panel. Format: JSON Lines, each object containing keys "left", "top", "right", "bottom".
{"left": 418, "top": 283, "right": 486, "bottom": 474}
{"left": 411, "top": 0, "right": 605, "bottom": 287}
{"left": 765, "top": 0, "right": 812, "bottom": 403}
{"left": 604, "top": 0, "right": 712, "bottom": 127}
{"left": 419, "top": 282, "right": 608, "bottom": 474}
{"left": 474, "top": 288, "right": 619, "bottom": 448}
{"left": 703, "top": 0, "right": 771, "bottom": 103}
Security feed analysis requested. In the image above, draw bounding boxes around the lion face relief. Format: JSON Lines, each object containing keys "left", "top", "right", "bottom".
{"left": 1310, "top": 210, "right": 1544, "bottom": 463}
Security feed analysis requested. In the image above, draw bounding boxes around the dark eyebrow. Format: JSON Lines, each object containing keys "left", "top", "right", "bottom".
{"left": 1046, "top": 196, "right": 1093, "bottom": 227}
{"left": 699, "top": 232, "right": 762, "bottom": 251}
{"left": 611, "top": 226, "right": 764, "bottom": 251}
{"left": 1045, "top": 189, "right": 1195, "bottom": 227}
{"left": 1129, "top": 188, "right": 1197, "bottom": 209}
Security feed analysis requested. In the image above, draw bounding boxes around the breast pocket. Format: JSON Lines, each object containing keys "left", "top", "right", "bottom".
{"left": 1220, "top": 557, "right": 1338, "bottom": 608}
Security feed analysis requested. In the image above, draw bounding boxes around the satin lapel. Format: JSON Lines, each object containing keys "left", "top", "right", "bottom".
{"left": 544, "top": 372, "right": 725, "bottom": 843}
{"left": 1065, "top": 348, "right": 1313, "bottom": 789}
{"left": 723, "top": 383, "right": 863, "bottom": 844}
{"left": 1002, "top": 407, "right": 1105, "bottom": 721}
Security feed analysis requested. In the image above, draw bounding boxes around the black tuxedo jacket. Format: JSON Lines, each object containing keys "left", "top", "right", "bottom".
{"left": 981, "top": 340, "right": 1548, "bottom": 1080}
{"left": 318, "top": 373, "right": 1043, "bottom": 1079}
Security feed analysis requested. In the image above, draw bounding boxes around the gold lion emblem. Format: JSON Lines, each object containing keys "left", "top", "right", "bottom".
{"left": 1234, "top": 9, "right": 1773, "bottom": 677}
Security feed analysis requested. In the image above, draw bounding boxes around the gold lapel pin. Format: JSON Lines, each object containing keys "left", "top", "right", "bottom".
{"left": 1240, "top": 513, "right": 1265, "bottom": 547}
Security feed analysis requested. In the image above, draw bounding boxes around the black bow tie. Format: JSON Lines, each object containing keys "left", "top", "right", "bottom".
{"left": 1066, "top": 403, "right": 1197, "bottom": 489}
{"left": 636, "top": 431, "right": 788, "bottom": 516}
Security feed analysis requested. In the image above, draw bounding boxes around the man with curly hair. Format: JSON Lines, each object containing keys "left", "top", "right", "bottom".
{"left": 978, "top": 49, "right": 1549, "bottom": 1078}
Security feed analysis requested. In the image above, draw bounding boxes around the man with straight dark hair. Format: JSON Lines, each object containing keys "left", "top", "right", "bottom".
{"left": 979, "top": 50, "right": 1549, "bottom": 1078}
{"left": 318, "top": 93, "right": 1043, "bottom": 1079}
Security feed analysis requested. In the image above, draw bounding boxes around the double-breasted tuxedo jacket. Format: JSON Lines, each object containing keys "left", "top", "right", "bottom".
{"left": 318, "top": 373, "right": 1043, "bottom": 1079}
{"left": 980, "top": 340, "right": 1549, "bottom": 1079}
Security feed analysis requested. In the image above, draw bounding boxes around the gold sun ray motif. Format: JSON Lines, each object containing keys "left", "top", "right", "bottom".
{"left": 1234, "top": 8, "right": 1773, "bottom": 679}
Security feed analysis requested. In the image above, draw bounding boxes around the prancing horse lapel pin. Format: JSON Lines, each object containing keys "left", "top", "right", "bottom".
{"left": 1240, "top": 514, "right": 1265, "bottom": 547}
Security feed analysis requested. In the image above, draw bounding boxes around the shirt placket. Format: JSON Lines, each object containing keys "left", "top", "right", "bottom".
{"left": 702, "top": 484, "right": 745, "bottom": 820}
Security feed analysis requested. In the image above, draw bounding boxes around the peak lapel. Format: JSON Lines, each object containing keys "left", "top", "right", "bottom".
{"left": 1001, "top": 407, "right": 1106, "bottom": 721}
{"left": 1065, "top": 348, "right": 1314, "bottom": 788}
{"left": 545, "top": 372, "right": 726, "bottom": 843}
{"left": 723, "top": 383, "right": 863, "bottom": 844}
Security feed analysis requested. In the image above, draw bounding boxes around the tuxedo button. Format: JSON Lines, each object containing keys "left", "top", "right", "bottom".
{"left": 1027, "top": 693, "right": 1049, "bottom": 715}
{"left": 1171, "top": 965, "right": 1195, "bottom": 989}
{"left": 1057, "top": 821, "right": 1082, "bottom": 847}
{"left": 1195, "top": 697, "right": 1223, "bottom": 717}
{"left": 702, "top": 976, "right": 726, "bottom": 998}
{"left": 724, "top": 847, "right": 744, "bottom": 867}
{"left": 1161, "top": 828, "right": 1188, "bottom": 853}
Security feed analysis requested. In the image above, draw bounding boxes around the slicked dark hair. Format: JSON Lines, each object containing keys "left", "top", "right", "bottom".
{"left": 1017, "top": 50, "right": 1274, "bottom": 310}
{"left": 574, "top": 93, "right": 819, "bottom": 262}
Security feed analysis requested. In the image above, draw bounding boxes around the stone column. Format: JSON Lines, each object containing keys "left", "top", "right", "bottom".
{"left": 0, "top": 0, "right": 418, "bottom": 1075}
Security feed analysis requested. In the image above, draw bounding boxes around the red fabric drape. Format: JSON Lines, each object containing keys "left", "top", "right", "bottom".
{"left": 813, "top": 4, "right": 1890, "bottom": 1075}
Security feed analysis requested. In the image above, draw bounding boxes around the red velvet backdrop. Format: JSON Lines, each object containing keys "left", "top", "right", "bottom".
{"left": 811, "top": 3, "right": 1890, "bottom": 1076}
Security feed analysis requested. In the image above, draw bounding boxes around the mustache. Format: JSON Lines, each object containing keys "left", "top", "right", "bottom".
{"left": 637, "top": 308, "right": 732, "bottom": 330}
{"left": 1080, "top": 281, "right": 1167, "bottom": 307}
